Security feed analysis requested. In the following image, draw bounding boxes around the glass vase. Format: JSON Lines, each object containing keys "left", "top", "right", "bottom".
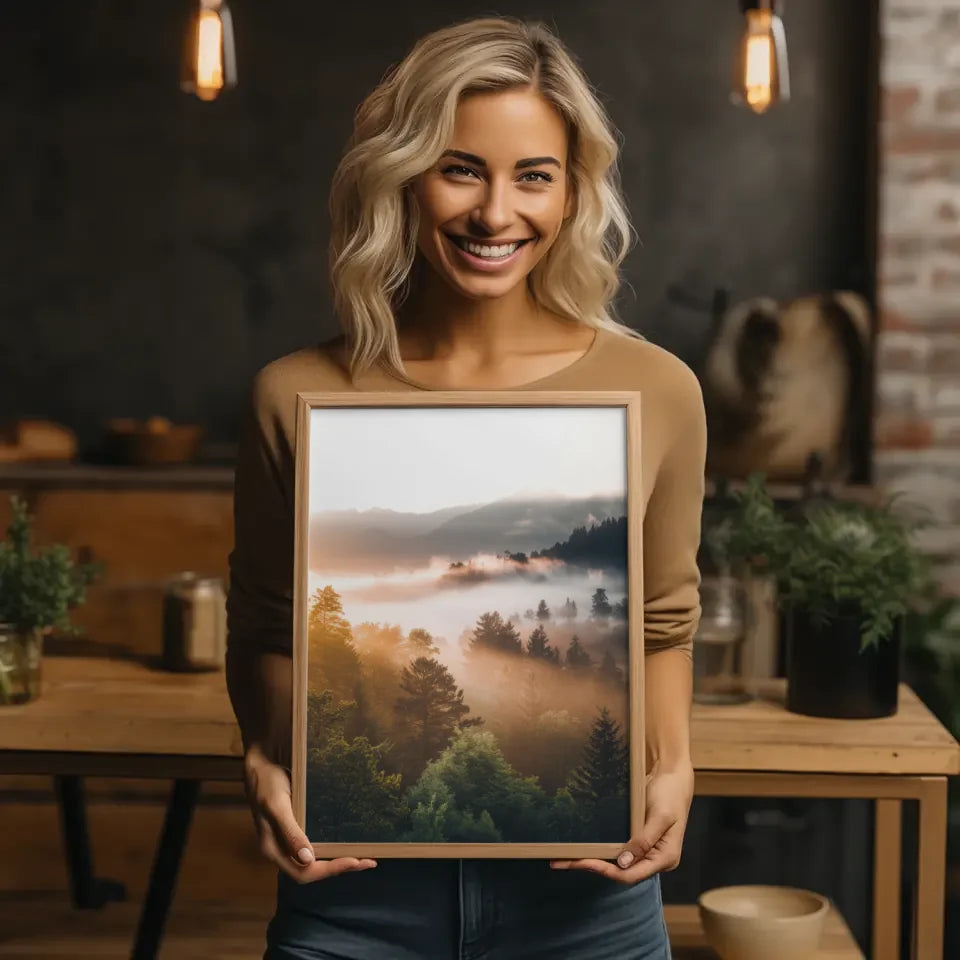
{"left": 0, "top": 624, "right": 43, "bottom": 705}
{"left": 693, "top": 575, "right": 752, "bottom": 704}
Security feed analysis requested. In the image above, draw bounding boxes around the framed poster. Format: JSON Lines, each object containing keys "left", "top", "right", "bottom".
{"left": 292, "top": 391, "right": 643, "bottom": 859}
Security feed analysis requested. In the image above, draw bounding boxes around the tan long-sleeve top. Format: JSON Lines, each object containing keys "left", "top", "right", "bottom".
{"left": 226, "top": 327, "right": 707, "bottom": 662}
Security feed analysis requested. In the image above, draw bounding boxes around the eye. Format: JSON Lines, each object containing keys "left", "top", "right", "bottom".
{"left": 519, "top": 171, "right": 555, "bottom": 184}
{"left": 441, "top": 164, "right": 479, "bottom": 179}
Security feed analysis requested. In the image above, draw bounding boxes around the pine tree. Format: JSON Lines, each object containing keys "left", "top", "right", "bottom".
{"left": 526, "top": 623, "right": 560, "bottom": 663}
{"left": 598, "top": 649, "right": 625, "bottom": 685}
{"left": 591, "top": 587, "right": 612, "bottom": 619}
{"left": 565, "top": 635, "right": 593, "bottom": 670}
{"left": 407, "top": 627, "right": 439, "bottom": 656}
{"left": 567, "top": 707, "right": 629, "bottom": 805}
{"left": 395, "top": 656, "right": 481, "bottom": 777}
{"left": 536, "top": 599, "right": 551, "bottom": 622}
{"left": 307, "top": 586, "right": 361, "bottom": 701}
{"left": 520, "top": 666, "right": 544, "bottom": 724}
{"left": 308, "top": 585, "right": 353, "bottom": 641}
{"left": 560, "top": 597, "right": 578, "bottom": 621}
{"left": 469, "top": 611, "right": 523, "bottom": 655}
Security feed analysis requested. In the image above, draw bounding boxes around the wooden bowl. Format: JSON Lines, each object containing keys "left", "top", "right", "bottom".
{"left": 105, "top": 418, "right": 204, "bottom": 465}
{"left": 698, "top": 885, "right": 829, "bottom": 960}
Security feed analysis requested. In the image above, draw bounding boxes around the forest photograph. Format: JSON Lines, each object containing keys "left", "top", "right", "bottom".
{"left": 302, "top": 404, "right": 635, "bottom": 846}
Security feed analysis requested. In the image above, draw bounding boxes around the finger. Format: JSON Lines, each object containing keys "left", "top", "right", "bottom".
{"left": 259, "top": 789, "right": 321, "bottom": 866}
{"left": 617, "top": 837, "right": 682, "bottom": 884}
{"left": 258, "top": 820, "right": 376, "bottom": 883}
{"left": 616, "top": 809, "right": 675, "bottom": 869}
{"left": 553, "top": 848, "right": 671, "bottom": 885}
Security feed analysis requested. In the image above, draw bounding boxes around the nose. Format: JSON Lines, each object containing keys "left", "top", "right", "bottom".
{"left": 469, "top": 179, "right": 514, "bottom": 236}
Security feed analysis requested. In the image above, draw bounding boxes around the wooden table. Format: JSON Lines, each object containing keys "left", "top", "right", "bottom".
{"left": 0, "top": 657, "right": 957, "bottom": 960}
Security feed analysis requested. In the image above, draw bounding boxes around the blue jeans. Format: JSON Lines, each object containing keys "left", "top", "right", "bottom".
{"left": 264, "top": 859, "right": 671, "bottom": 959}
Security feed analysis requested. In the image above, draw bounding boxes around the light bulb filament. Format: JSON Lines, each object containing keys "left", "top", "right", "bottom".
{"left": 196, "top": 9, "right": 224, "bottom": 100}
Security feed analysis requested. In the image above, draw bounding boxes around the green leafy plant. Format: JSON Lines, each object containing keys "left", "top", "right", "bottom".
{"left": 714, "top": 473, "right": 932, "bottom": 650}
{"left": 0, "top": 496, "right": 101, "bottom": 634}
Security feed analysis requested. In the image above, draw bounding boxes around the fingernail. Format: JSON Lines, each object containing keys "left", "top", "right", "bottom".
{"left": 617, "top": 851, "right": 634, "bottom": 868}
{"left": 296, "top": 846, "right": 315, "bottom": 864}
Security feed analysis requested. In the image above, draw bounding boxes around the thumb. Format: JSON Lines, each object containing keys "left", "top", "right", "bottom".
{"left": 262, "top": 788, "right": 316, "bottom": 865}
{"left": 617, "top": 809, "right": 673, "bottom": 868}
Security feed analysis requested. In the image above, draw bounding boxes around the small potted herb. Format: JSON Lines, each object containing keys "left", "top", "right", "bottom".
{"left": 0, "top": 496, "right": 101, "bottom": 704}
{"left": 716, "top": 474, "right": 932, "bottom": 718}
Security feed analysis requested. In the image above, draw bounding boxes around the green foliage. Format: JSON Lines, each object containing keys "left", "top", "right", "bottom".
{"left": 590, "top": 587, "right": 612, "bottom": 619}
{"left": 565, "top": 635, "right": 592, "bottom": 670}
{"left": 0, "top": 496, "right": 101, "bottom": 633}
{"left": 566, "top": 707, "right": 630, "bottom": 839}
{"left": 598, "top": 649, "right": 624, "bottom": 685}
{"left": 469, "top": 611, "right": 522, "bottom": 655}
{"left": 307, "top": 586, "right": 362, "bottom": 700}
{"left": 403, "top": 785, "right": 501, "bottom": 842}
{"left": 403, "top": 730, "right": 549, "bottom": 842}
{"left": 515, "top": 708, "right": 586, "bottom": 795}
{"left": 525, "top": 623, "right": 559, "bottom": 663}
{"left": 406, "top": 627, "right": 439, "bottom": 656}
{"left": 305, "top": 685, "right": 408, "bottom": 841}
{"left": 718, "top": 474, "right": 933, "bottom": 649}
{"left": 302, "top": 585, "right": 632, "bottom": 844}
{"left": 532, "top": 515, "right": 628, "bottom": 570}
{"left": 305, "top": 733, "right": 408, "bottom": 841}
{"left": 394, "top": 655, "right": 481, "bottom": 779}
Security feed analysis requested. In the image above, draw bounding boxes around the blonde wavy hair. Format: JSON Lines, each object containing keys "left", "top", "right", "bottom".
{"left": 329, "top": 16, "right": 639, "bottom": 378}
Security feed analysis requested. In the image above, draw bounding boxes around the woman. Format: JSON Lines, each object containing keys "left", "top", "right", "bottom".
{"left": 227, "top": 16, "right": 705, "bottom": 960}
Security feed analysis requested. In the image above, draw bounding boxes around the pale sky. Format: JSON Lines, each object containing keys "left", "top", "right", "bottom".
{"left": 308, "top": 406, "right": 627, "bottom": 514}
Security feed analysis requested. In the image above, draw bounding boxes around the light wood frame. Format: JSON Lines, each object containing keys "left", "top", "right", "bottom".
{"left": 292, "top": 390, "right": 644, "bottom": 859}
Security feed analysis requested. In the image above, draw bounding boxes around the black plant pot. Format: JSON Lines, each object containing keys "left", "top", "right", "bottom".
{"left": 785, "top": 607, "right": 901, "bottom": 719}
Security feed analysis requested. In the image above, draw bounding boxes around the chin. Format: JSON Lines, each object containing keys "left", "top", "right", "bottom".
{"left": 446, "top": 274, "right": 527, "bottom": 299}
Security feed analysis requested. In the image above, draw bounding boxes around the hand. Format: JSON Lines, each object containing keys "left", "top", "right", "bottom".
{"left": 243, "top": 743, "right": 377, "bottom": 884}
{"left": 550, "top": 760, "right": 694, "bottom": 884}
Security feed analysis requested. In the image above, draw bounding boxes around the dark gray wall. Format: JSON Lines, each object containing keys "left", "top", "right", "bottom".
{"left": 1, "top": 1, "right": 873, "bottom": 454}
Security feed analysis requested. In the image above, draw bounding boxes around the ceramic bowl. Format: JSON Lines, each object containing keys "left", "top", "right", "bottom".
{"left": 698, "top": 884, "right": 829, "bottom": 960}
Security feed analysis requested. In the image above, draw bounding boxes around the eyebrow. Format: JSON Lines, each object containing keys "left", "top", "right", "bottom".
{"left": 440, "top": 149, "right": 562, "bottom": 170}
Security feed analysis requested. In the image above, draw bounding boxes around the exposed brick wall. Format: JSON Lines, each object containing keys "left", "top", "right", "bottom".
{"left": 877, "top": 0, "right": 960, "bottom": 587}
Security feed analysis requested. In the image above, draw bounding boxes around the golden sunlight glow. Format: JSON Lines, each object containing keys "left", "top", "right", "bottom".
{"left": 195, "top": 9, "right": 224, "bottom": 101}
{"left": 743, "top": 9, "right": 774, "bottom": 114}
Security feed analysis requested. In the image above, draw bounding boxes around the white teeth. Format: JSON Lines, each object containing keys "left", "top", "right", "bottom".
{"left": 453, "top": 237, "right": 523, "bottom": 259}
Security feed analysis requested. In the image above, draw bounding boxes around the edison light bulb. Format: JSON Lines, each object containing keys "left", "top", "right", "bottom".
{"left": 195, "top": 8, "right": 224, "bottom": 100}
{"left": 181, "top": 0, "right": 237, "bottom": 102}
{"left": 733, "top": 2, "right": 789, "bottom": 115}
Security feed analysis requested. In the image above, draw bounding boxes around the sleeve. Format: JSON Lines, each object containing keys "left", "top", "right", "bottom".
{"left": 642, "top": 362, "right": 707, "bottom": 658}
{"left": 226, "top": 367, "right": 297, "bottom": 659}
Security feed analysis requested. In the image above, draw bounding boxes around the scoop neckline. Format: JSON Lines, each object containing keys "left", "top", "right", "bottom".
{"left": 380, "top": 325, "right": 611, "bottom": 392}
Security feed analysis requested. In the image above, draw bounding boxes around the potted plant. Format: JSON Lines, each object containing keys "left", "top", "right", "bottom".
{"left": 0, "top": 496, "right": 101, "bottom": 705}
{"left": 715, "top": 473, "right": 932, "bottom": 719}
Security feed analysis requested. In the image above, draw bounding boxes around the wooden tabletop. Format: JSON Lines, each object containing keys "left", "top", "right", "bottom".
{"left": 0, "top": 656, "right": 957, "bottom": 779}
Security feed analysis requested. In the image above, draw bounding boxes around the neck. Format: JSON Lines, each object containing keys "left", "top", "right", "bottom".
{"left": 397, "top": 263, "right": 552, "bottom": 363}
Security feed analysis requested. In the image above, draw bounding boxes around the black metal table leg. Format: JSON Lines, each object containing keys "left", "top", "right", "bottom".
{"left": 131, "top": 778, "right": 201, "bottom": 960}
{"left": 53, "top": 775, "right": 127, "bottom": 908}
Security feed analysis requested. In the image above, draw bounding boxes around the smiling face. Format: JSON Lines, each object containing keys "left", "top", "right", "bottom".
{"left": 410, "top": 86, "right": 574, "bottom": 302}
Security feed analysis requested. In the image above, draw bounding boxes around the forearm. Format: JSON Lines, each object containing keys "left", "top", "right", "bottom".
{"left": 225, "top": 646, "right": 293, "bottom": 768}
{"left": 643, "top": 647, "right": 693, "bottom": 772}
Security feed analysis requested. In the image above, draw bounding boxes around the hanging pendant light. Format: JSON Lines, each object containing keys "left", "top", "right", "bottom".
{"left": 732, "top": 0, "right": 789, "bottom": 114}
{"left": 181, "top": 0, "right": 237, "bottom": 102}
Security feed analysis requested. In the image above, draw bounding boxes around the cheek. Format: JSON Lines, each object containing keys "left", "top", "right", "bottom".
{"left": 525, "top": 194, "right": 568, "bottom": 244}
{"left": 416, "top": 179, "right": 462, "bottom": 228}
